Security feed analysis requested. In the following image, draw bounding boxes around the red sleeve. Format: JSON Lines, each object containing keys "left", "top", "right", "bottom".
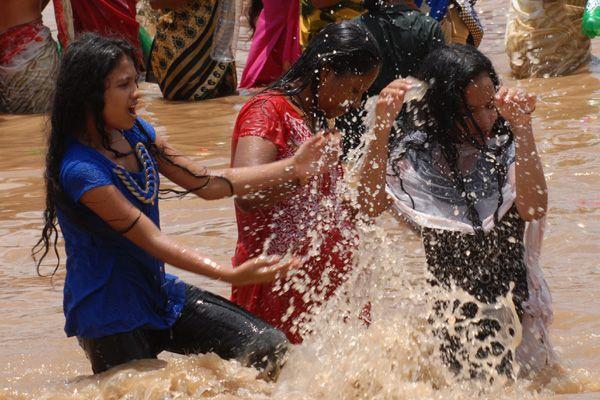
{"left": 233, "top": 94, "right": 289, "bottom": 156}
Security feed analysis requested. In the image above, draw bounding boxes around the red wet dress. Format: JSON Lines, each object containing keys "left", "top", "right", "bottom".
{"left": 231, "top": 92, "right": 357, "bottom": 343}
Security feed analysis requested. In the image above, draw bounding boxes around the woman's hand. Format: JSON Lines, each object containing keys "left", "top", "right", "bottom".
{"left": 223, "top": 256, "right": 299, "bottom": 285}
{"left": 292, "top": 131, "right": 341, "bottom": 184}
{"left": 495, "top": 87, "right": 547, "bottom": 221}
{"left": 375, "top": 79, "right": 412, "bottom": 132}
{"left": 495, "top": 86, "right": 536, "bottom": 128}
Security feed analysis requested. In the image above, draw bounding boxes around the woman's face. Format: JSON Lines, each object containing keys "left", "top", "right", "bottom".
{"left": 102, "top": 55, "right": 140, "bottom": 131}
{"left": 459, "top": 72, "right": 499, "bottom": 140}
{"left": 317, "top": 67, "right": 379, "bottom": 119}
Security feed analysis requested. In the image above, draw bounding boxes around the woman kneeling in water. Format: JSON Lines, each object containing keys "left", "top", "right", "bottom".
{"left": 34, "top": 33, "right": 337, "bottom": 375}
{"left": 387, "top": 45, "right": 556, "bottom": 380}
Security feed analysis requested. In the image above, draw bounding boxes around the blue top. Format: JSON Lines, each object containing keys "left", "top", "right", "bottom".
{"left": 57, "top": 117, "right": 186, "bottom": 339}
{"left": 414, "top": 0, "right": 449, "bottom": 21}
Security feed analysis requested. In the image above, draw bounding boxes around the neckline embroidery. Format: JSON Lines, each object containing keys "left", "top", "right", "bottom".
{"left": 113, "top": 142, "right": 158, "bottom": 205}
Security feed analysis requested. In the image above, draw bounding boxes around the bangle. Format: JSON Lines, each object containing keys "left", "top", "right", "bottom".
{"left": 116, "top": 210, "right": 142, "bottom": 234}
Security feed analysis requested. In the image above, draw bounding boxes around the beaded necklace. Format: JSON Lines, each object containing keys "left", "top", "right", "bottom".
{"left": 113, "top": 141, "right": 159, "bottom": 205}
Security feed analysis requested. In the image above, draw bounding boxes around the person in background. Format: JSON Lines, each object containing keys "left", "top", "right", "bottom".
{"left": 0, "top": 0, "right": 59, "bottom": 114}
{"left": 150, "top": 0, "right": 237, "bottom": 101}
{"left": 239, "top": 0, "right": 301, "bottom": 89}
{"left": 416, "top": 0, "right": 483, "bottom": 46}
{"left": 506, "top": 0, "right": 591, "bottom": 78}
{"left": 300, "top": 0, "right": 365, "bottom": 46}
{"left": 53, "top": 0, "right": 142, "bottom": 61}
{"left": 338, "top": 0, "right": 444, "bottom": 155}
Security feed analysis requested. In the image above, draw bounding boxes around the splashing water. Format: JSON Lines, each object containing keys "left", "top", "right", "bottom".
{"left": 2, "top": 1, "right": 600, "bottom": 397}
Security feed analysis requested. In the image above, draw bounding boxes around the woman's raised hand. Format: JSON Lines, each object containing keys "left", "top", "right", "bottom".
{"left": 495, "top": 86, "right": 536, "bottom": 127}
{"left": 223, "top": 255, "right": 299, "bottom": 285}
{"left": 375, "top": 79, "right": 412, "bottom": 132}
{"left": 292, "top": 131, "right": 341, "bottom": 183}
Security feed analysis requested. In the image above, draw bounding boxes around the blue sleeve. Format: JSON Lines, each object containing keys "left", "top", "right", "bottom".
{"left": 134, "top": 117, "right": 157, "bottom": 143}
{"left": 426, "top": 0, "right": 450, "bottom": 21}
{"left": 60, "top": 160, "right": 114, "bottom": 203}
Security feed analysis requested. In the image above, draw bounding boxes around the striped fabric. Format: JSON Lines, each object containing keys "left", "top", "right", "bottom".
{"left": 150, "top": 0, "right": 236, "bottom": 101}
{"left": 455, "top": 0, "right": 484, "bottom": 47}
{"left": 0, "top": 19, "right": 58, "bottom": 114}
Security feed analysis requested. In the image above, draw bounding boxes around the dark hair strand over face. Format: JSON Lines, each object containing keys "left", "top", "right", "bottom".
{"left": 393, "top": 45, "right": 512, "bottom": 233}
{"left": 268, "top": 20, "right": 382, "bottom": 132}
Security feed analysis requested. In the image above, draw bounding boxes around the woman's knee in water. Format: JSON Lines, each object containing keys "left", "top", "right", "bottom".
{"left": 238, "top": 328, "right": 289, "bottom": 380}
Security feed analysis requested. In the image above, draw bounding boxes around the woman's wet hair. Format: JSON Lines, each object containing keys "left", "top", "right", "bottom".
{"left": 269, "top": 20, "right": 382, "bottom": 131}
{"left": 33, "top": 33, "right": 140, "bottom": 276}
{"left": 416, "top": 44, "right": 502, "bottom": 142}
{"left": 362, "top": 0, "right": 388, "bottom": 11}
{"left": 33, "top": 33, "right": 225, "bottom": 276}
{"left": 391, "top": 45, "right": 512, "bottom": 234}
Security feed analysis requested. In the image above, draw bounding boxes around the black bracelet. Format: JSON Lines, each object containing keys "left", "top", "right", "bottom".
{"left": 117, "top": 210, "right": 142, "bottom": 235}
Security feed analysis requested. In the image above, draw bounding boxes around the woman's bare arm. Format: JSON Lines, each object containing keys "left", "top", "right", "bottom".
{"left": 353, "top": 79, "right": 411, "bottom": 218}
{"left": 80, "top": 185, "right": 296, "bottom": 284}
{"left": 156, "top": 133, "right": 333, "bottom": 200}
{"left": 495, "top": 87, "right": 547, "bottom": 221}
{"left": 231, "top": 136, "right": 299, "bottom": 211}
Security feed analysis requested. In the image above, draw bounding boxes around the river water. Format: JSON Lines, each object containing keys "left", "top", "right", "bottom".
{"left": 0, "top": 1, "right": 598, "bottom": 399}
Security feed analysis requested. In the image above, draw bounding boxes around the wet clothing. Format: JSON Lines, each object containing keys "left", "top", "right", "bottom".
{"left": 79, "top": 283, "right": 288, "bottom": 374}
{"left": 423, "top": 205, "right": 529, "bottom": 378}
{"left": 58, "top": 116, "right": 287, "bottom": 374}
{"left": 231, "top": 91, "right": 357, "bottom": 343}
{"left": 338, "top": 5, "right": 444, "bottom": 154}
{"left": 387, "top": 129, "right": 555, "bottom": 378}
{"left": 151, "top": 0, "right": 237, "bottom": 100}
{"left": 0, "top": 19, "right": 58, "bottom": 114}
{"left": 300, "top": 0, "right": 364, "bottom": 46}
{"left": 423, "top": 205, "right": 529, "bottom": 315}
{"left": 58, "top": 118, "right": 185, "bottom": 339}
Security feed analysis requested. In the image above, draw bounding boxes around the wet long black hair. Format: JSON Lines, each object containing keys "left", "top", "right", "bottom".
{"left": 362, "top": 0, "right": 388, "bottom": 10}
{"left": 391, "top": 45, "right": 513, "bottom": 234}
{"left": 32, "top": 34, "right": 139, "bottom": 277}
{"left": 33, "top": 33, "right": 222, "bottom": 276}
{"left": 268, "top": 20, "right": 382, "bottom": 132}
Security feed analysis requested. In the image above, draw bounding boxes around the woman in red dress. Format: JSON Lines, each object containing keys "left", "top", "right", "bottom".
{"left": 231, "top": 21, "right": 411, "bottom": 343}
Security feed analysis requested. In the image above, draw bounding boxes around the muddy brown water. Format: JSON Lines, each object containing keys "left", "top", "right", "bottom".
{"left": 0, "top": 1, "right": 598, "bottom": 398}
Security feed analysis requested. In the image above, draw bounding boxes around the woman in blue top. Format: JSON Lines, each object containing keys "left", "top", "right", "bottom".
{"left": 33, "top": 33, "right": 337, "bottom": 376}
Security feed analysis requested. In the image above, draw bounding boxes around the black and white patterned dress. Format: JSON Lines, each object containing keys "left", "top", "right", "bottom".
{"left": 422, "top": 205, "right": 529, "bottom": 379}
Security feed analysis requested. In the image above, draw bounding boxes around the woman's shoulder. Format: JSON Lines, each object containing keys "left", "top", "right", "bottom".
{"left": 235, "top": 91, "right": 298, "bottom": 130}
{"left": 60, "top": 145, "right": 110, "bottom": 182}
{"left": 239, "top": 90, "right": 293, "bottom": 115}
{"left": 125, "top": 117, "right": 157, "bottom": 143}
{"left": 60, "top": 143, "right": 115, "bottom": 202}
{"left": 60, "top": 140, "right": 105, "bottom": 173}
